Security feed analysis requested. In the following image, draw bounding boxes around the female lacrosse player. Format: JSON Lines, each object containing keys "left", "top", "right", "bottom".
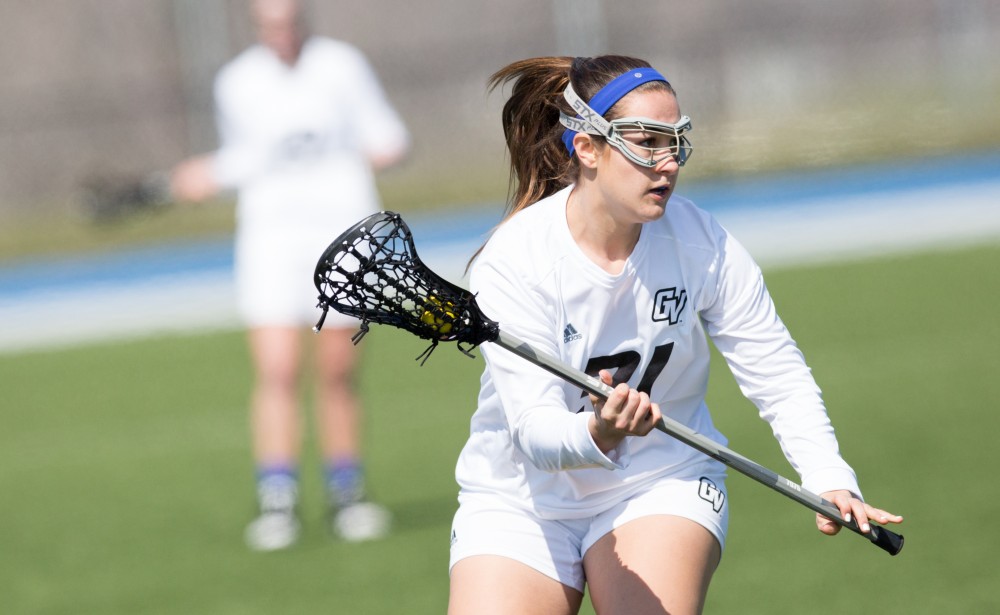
{"left": 448, "top": 55, "right": 902, "bottom": 615}
{"left": 169, "top": 0, "right": 408, "bottom": 550}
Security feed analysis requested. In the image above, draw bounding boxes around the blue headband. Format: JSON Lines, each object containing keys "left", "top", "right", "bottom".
{"left": 561, "top": 68, "right": 670, "bottom": 155}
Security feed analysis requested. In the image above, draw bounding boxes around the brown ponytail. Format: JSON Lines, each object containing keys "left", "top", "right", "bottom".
{"left": 488, "top": 56, "right": 576, "bottom": 219}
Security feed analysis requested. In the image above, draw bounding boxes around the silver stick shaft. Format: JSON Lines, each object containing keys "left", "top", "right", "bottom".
{"left": 492, "top": 329, "right": 903, "bottom": 554}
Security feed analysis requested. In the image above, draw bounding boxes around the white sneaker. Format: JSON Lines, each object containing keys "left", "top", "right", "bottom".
{"left": 245, "top": 512, "right": 301, "bottom": 551}
{"left": 332, "top": 501, "right": 391, "bottom": 542}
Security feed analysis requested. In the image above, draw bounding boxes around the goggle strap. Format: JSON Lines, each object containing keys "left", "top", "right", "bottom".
{"left": 558, "top": 112, "right": 597, "bottom": 136}
{"left": 562, "top": 83, "right": 613, "bottom": 137}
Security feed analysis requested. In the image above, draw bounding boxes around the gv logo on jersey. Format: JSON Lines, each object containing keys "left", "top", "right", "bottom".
{"left": 652, "top": 287, "right": 688, "bottom": 325}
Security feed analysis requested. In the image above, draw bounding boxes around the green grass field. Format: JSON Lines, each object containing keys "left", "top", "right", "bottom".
{"left": 2, "top": 242, "right": 998, "bottom": 614}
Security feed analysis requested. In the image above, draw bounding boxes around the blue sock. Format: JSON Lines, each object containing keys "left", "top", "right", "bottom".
{"left": 255, "top": 465, "right": 298, "bottom": 514}
{"left": 325, "top": 458, "right": 365, "bottom": 507}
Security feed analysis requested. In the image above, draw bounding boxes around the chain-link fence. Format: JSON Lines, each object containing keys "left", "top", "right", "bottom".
{"left": 1, "top": 0, "right": 998, "bottom": 222}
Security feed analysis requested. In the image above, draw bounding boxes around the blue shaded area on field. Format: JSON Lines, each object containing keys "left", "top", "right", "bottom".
{"left": 0, "top": 237, "right": 234, "bottom": 299}
{"left": 681, "top": 149, "right": 1000, "bottom": 213}
{"left": 395, "top": 150, "right": 1000, "bottom": 243}
{"left": 1, "top": 150, "right": 998, "bottom": 300}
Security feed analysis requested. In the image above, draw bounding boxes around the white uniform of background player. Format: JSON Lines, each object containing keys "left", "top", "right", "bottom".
{"left": 213, "top": 37, "right": 408, "bottom": 326}
{"left": 169, "top": 0, "right": 408, "bottom": 551}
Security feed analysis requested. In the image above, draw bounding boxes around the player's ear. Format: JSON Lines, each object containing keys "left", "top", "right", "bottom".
{"left": 573, "top": 133, "right": 601, "bottom": 169}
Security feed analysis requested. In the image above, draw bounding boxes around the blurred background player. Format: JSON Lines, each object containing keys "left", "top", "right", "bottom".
{"left": 169, "top": 0, "right": 410, "bottom": 550}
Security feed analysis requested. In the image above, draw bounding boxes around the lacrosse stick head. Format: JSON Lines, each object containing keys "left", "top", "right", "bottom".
{"left": 80, "top": 172, "right": 172, "bottom": 224}
{"left": 313, "top": 212, "right": 499, "bottom": 358}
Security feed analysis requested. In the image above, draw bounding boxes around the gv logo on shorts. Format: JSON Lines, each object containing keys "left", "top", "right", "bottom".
{"left": 698, "top": 477, "right": 725, "bottom": 513}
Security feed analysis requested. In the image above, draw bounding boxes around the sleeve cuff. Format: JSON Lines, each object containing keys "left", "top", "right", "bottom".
{"left": 575, "top": 412, "right": 631, "bottom": 470}
{"left": 801, "top": 467, "right": 862, "bottom": 501}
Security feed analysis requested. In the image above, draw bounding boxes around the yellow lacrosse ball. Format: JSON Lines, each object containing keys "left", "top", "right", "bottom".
{"left": 420, "top": 295, "right": 456, "bottom": 335}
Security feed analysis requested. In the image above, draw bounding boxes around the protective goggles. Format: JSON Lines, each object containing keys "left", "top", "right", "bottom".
{"left": 559, "top": 70, "right": 693, "bottom": 168}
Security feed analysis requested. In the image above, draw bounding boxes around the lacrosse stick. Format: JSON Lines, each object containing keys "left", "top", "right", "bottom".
{"left": 313, "top": 211, "right": 904, "bottom": 556}
{"left": 80, "top": 171, "right": 172, "bottom": 224}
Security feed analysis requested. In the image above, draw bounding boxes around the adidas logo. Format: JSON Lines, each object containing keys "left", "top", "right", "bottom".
{"left": 563, "top": 324, "right": 582, "bottom": 343}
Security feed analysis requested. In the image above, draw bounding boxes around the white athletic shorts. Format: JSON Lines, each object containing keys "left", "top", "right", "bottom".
{"left": 449, "top": 466, "right": 728, "bottom": 593}
{"left": 234, "top": 224, "right": 360, "bottom": 329}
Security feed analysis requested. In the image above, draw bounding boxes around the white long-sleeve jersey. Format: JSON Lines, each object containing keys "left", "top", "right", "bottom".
{"left": 211, "top": 37, "right": 409, "bottom": 234}
{"left": 457, "top": 186, "right": 860, "bottom": 519}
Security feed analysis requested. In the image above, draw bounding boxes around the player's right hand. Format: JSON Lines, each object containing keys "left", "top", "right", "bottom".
{"left": 588, "top": 370, "right": 662, "bottom": 453}
{"left": 169, "top": 154, "right": 220, "bottom": 203}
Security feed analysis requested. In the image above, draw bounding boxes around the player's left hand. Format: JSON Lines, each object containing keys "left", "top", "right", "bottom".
{"left": 817, "top": 490, "right": 904, "bottom": 536}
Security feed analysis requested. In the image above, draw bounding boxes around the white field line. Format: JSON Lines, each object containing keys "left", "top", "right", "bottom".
{"left": 719, "top": 179, "right": 1000, "bottom": 268}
